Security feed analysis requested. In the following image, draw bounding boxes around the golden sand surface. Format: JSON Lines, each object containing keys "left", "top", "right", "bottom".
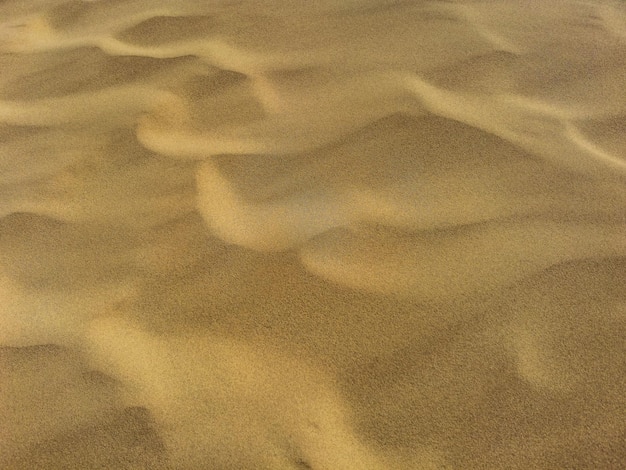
{"left": 1, "top": 1, "right": 625, "bottom": 468}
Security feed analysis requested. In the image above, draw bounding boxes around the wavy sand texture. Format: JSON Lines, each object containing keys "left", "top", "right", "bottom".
{"left": 1, "top": 0, "right": 625, "bottom": 468}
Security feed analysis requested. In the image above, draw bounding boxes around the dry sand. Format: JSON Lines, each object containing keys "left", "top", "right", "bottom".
{"left": 1, "top": 0, "right": 625, "bottom": 468}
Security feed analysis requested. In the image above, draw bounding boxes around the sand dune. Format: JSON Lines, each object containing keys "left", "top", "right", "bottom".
{"left": 1, "top": 0, "right": 625, "bottom": 468}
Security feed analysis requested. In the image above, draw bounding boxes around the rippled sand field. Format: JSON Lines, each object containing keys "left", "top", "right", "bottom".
{"left": 1, "top": 1, "right": 625, "bottom": 468}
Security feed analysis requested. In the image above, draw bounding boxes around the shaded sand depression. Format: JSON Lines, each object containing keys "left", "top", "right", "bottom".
{"left": 1, "top": 0, "right": 626, "bottom": 468}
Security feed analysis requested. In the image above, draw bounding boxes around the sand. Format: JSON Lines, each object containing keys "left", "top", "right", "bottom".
{"left": 1, "top": 0, "right": 625, "bottom": 468}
